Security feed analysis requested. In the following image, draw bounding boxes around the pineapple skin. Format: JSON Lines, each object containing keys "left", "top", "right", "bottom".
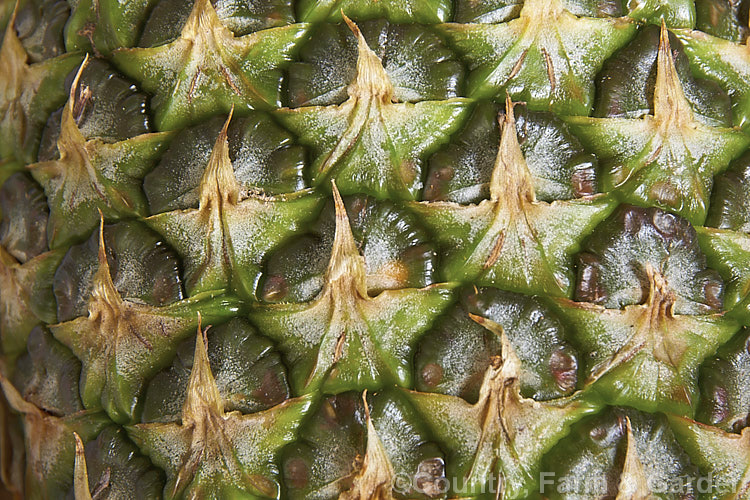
{"left": 1, "top": 0, "right": 750, "bottom": 498}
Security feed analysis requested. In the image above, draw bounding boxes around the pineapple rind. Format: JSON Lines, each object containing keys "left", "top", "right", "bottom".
{"left": 2, "top": 0, "right": 750, "bottom": 498}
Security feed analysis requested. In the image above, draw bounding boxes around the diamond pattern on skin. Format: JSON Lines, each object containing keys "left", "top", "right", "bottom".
{"left": 127, "top": 322, "right": 312, "bottom": 499}
{"left": 405, "top": 315, "right": 598, "bottom": 498}
{"left": 145, "top": 110, "right": 322, "bottom": 300}
{"left": 111, "top": 0, "right": 309, "bottom": 130}
{"left": 555, "top": 264, "right": 739, "bottom": 416}
{"left": 412, "top": 96, "right": 614, "bottom": 297}
{"left": 28, "top": 57, "right": 173, "bottom": 249}
{"left": 0, "top": 8, "right": 82, "bottom": 163}
{"left": 51, "top": 218, "right": 241, "bottom": 423}
{"left": 440, "top": 0, "right": 636, "bottom": 114}
{"left": 567, "top": 24, "right": 750, "bottom": 226}
{"left": 250, "top": 183, "right": 455, "bottom": 395}
{"left": 276, "top": 15, "right": 471, "bottom": 201}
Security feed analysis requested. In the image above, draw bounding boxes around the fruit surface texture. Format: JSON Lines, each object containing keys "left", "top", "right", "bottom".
{"left": 3, "top": 0, "right": 750, "bottom": 498}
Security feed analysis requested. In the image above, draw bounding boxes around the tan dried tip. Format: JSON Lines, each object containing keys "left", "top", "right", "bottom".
{"left": 324, "top": 181, "right": 368, "bottom": 298}
{"left": 520, "top": 0, "right": 565, "bottom": 20}
{"left": 644, "top": 263, "right": 675, "bottom": 321}
{"left": 0, "top": 374, "right": 38, "bottom": 417}
{"left": 0, "top": 246, "right": 19, "bottom": 325}
{"left": 199, "top": 106, "right": 240, "bottom": 208}
{"left": 653, "top": 21, "right": 694, "bottom": 129}
{"left": 73, "top": 432, "right": 93, "bottom": 500}
{"left": 586, "top": 263, "right": 683, "bottom": 385}
{"left": 89, "top": 212, "right": 123, "bottom": 309}
{"left": 615, "top": 418, "right": 653, "bottom": 500}
{"left": 182, "top": 314, "right": 224, "bottom": 425}
{"left": 181, "top": 0, "right": 229, "bottom": 41}
{"left": 58, "top": 54, "right": 90, "bottom": 153}
{"left": 0, "top": 244, "right": 17, "bottom": 270}
{"left": 489, "top": 95, "right": 535, "bottom": 204}
{"left": 464, "top": 314, "right": 529, "bottom": 486}
{"left": 342, "top": 13, "right": 394, "bottom": 103}
{"left": 1, "top": 4, "right": 26, "bottom": 89}
{"left": 340, "top": 391, "right": 395, "bottom": 500}
{"left": 469, "top": 314, "right": 522, "bottom": 382}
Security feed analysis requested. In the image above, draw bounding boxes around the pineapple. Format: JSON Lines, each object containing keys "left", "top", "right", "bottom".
{"left": 3, "top": 0, "right": 750, "bottom": 498}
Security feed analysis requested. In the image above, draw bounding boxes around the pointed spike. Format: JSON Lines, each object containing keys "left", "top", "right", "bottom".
{"left": 0, "top": 245, "right": 18, "bottom": 268}
{"left": 58, "top": 55, "right": 90, "bottom": 149}
{"left": 469, "top": 314, "right": 523, "bottom": 381}
{"left": 644, "top": 263, "right": 676, "bottom": 319}
{"left": 361, "top": 389, "right": 370, "bottom": 420}
{"left": 324, "top": 182, "right": 368, "bottom": 297}
{"left": 340, "top": 391, "right": 395, "bottom": 500}
{"left": 182, "top": 0, "right": 225, "bottom": 39}
{"left": 1, "top": 2, "right": 27, "bottom": 81}
{"left": 198, "top": 110, "right": 240, "bottom": 208}
{"left": 616, "top": 418, "right": 653, "bottom": 500}
{"left": 343, "top": 13, "right": 394, "bottom": 102}
{"left": 8, "top": 0, "right": 18, "bottom": 25}
{"left": 73, "top": 432, "right": 93, "bottom": 500}
{"left": 222, "top": 105, "right": 235, "bottom": 136}
{"left": 341, "top": 10, "right": 357, "bottom": 34}
{"left": 361, "top": 393, "right": 389, "bottom": 476}
{"left": 520, "top": 0, "right": 565, "bottom": 19}
{"left": 182, "top": 314, "right": 224, "bottom": 424}
{"left": 89, "top": 212, "right": 123, "bottom": 308}
{"left": 331, "top": 182, "right": 357, "bottom": 256}
{"left": 653, "top": 21, "right": 694, "bottom": 127}
{"left": 96, "top": 211, "right": 107, "bottom": 267}
{"left": 0, "top": 374, "right": 39, "bottom": 416}
{"left": 3, "top": 1, "right": 22, "bottom": 51}
{"left": 68, "top": 54, "right": 90, "bottom": 112}
{"left": 504, "top": 93, "right": 515, "bottom": 122}
{"left": 489, "top": 96, "right": 535, "bottom": 203}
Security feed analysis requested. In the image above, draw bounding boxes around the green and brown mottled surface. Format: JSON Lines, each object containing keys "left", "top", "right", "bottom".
{"left": 3, "top": 0, "right": 750, "bottom": 498}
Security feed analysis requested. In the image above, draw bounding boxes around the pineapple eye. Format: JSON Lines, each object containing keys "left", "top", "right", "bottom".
{"left": 706, "top": 152, "right": 750, "bottom": 234}
{"left": 415, "top": 286, "right": 579, "bottom": 402}
{"left": 453, "top": 0, "right": 624, "bottom": 23}
{"left": 697, "top": 328, "right": 750, "bottom": 433}
{"left": 38, "top": 58, "right": 152, "bottom": 163}
{"left": 259, "top": 194, "right": 437, "bottom": 303}
{"left": 594, "top": 24, "right": 732, "bottom": 127}
{"left": 544, "top": 408, "right": 700, "bottom": 497}
{"left": 13, "top": 0, "right": 69, "bottom": 63}
{"left": 12, "top": 325, "right": 82, "bottom": 416}
{"left": 144, "top": 112, "right": 307, "bottom": 214}
{"left": 286, "top": 19, "right": 464, "bottom": 108}
{"left": 424, "top": 102, "right": 598, "bottom": 204}
{"left": 141, "top": 318, "right": 289, "bottom": 422}
{"left": 280, "top": 391, "right": 445, "bottom": 500}
{"left": 454, "top": 0, "right": 525, "bottom": 24}
{"left": 414, "top": 304, "right": 503, "bottom": 402}
{"left": 0, "top": 172, "right": 49, "bottom": 263}
{"left": 53, "top": 221, "right": 184, "bottom": 322}
{"left": 138, "top": 0, "right": 296, "bottom": 48}
{"left": 575, "top": 204, "right": 725, "bottom": 315}
{"left": 74, "top": 427, "right": 166, "bottom": 499}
